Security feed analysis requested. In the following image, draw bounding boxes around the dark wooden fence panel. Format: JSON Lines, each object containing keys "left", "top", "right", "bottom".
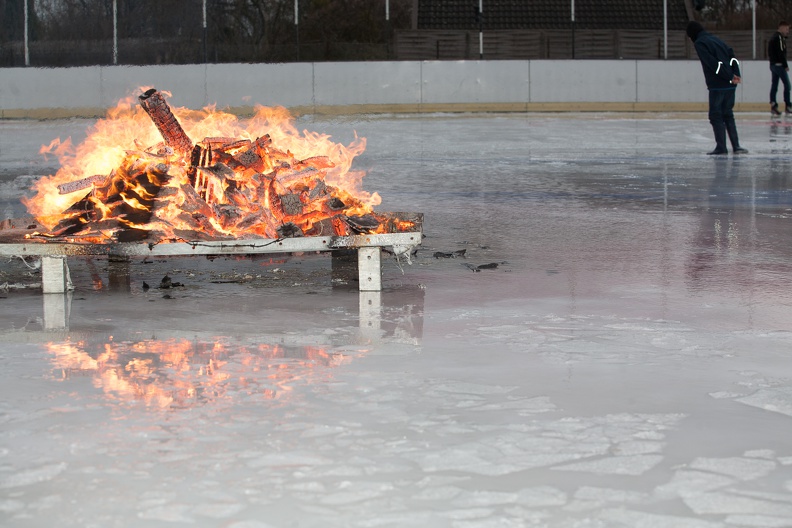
{"left": 394, "top": 29, "right": 778, "bottom": 61}
{"left": 484, "top": 31, "right": 543, "bottom": 59}
{"left": 0, "top": 29, "right": 779, "bottom": 65}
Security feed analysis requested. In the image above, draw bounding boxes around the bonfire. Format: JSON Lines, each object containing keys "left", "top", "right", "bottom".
{"left": 22, "top": 88, "right": 402, "bottom": 244}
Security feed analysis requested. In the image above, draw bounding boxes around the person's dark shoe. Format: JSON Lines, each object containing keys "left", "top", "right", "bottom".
{"left": 733, "top": 147, "right": 749, "bottom": 154}
{"left": 785, "top": 106, "right": 792, "bottom": 116}
{"left": 707, "top": 148, "right": 728, "bottom": 155}
{"left": 771, "top": 103, "right": 782, "bottom": 116}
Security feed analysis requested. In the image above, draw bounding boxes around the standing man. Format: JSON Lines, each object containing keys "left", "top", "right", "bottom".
{"left": 768, "top": 20, "right": 791, "bottom": 116}
{"left": 687, "top": 21, "right": 748, "bottom": 155}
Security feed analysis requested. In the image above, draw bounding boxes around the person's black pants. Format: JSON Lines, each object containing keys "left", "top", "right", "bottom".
{"left": 770, "top": 64, "right": 791, "bottom": 106}
{"left": 708, "top": 88, "right": 737, "bottom": 151}
{"left": 708, "top": 88, "right": 736, "bottom": 126}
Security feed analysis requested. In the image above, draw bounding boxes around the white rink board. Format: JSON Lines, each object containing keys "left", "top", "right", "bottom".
{"left": 0, "top": 59, "right": 766, "bottom": 113}
{"left": 314, "top": 61, "right": 421, "bottom": 106}
{"left": 528, "top": 60, "right": 637, "bottom": 103}
{"left": 421, "top": 60, "right": 530, "bottom": 104}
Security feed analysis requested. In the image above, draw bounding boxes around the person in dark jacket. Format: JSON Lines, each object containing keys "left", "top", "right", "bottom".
{"left": 687, "top": 21, "right": 748, "bottom": 155}
{"left": 768, "top": 20, "right": 791, "bottom": 116}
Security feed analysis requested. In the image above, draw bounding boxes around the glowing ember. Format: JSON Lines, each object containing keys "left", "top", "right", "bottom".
{"left": 23, "top": 88, "right": 391, "bottom": 243}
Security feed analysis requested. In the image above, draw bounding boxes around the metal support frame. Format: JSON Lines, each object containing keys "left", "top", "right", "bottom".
{"left": 357, "top": 247, "right": 382, "bottom": 291}
{"left": 358, "top": 290, "right": 382, "bottom": 342}
{"left": 1, "top": 231, "right": 421, "bottom": 294}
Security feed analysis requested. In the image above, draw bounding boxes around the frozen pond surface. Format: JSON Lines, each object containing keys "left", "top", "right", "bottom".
{"left": 2, "top": 113, "right": 792, "bottom": 527}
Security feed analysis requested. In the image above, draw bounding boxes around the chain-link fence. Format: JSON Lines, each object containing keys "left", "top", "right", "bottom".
{"left": 0, "top": 0, "right": 783, "bottom": 66}
{"left": 0, "top": 0, "right": 405, "bottom": 67}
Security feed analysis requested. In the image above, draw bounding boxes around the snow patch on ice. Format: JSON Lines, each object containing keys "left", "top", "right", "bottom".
{"left": 466, "top": 396, "right": 557, "bottom": 414}
{"left": 137, "top": 503, "right": 194, "bottom": 522}
{"left": 566, "top": 485, "right": 647, "bottom": 512}
{"left": 412, "top": 485, "right": 464, "bottom": 501}
{"left": 708, "top": 391, "right": 745, "bottom": 399}
{"left": 319, "top": 480, "right": 395, "bottom": 505}
{"left": 451, "top": 490, "right": 518, "bottom": 507}
{"left": 226, "top": 522, "right": 278, "bottom": 528}
{"left": 737, "top": 387, "right": 792, "bottom": 417}
{"left": 194, "top": 502, "right": 246, "bottom": 518}
{"left": 684, "top": 491, "right": 792, "bottom": 517}
{"left": 553, "top": 454, "right": 663, "bottom": 476}
{"left": 723, "top": 516, "right": 792, "bottom": 528}
{"left": 428, "top": 380, "right": 518, "bottom": 395}
{"left": 688, "top": 456, "right": 776, "bottom": 480}
{"left": 248, "top": 452, "right": 333, "bottom": 468}
{"left": 654, "top": 469, "right": 735, "bottom": 499}
{"left": 600, "top": 507, "right": 724, "bottom": 527}
{"left": 743, "top": 449, "right": 776, "bottom": 459}
{"left": 0, "top": 462, "right": 67, "bottom": 488}
{"left": 0, "top": 499, "right": 26, "bottom": 513}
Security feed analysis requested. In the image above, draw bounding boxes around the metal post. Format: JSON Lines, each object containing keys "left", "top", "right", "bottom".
{"left": 385, "top": 0, "right": 391, "bottom": 59}
{"left": 478, "top": 0, "right": 483, "bottom": 59}
{"left": 752, "top": 0, "right": 756, "bottom": 59}
{"left": 359, "top": 291, "right": 382, "bottom": 342}
{"left": 23, "top": 0, "right": 29, "bottom": 66}
{"left": 294, "top": 0, "right": 300, "bottom": 60}
{"left": 571, "top": 0, "right": 575, "bottom": 59}
{"left": 358, "top": 247, "right": 382, "bottom": 291}
{"left": 663, "top": 0, "right": 668, "bottom": 59}
{"left": 203, "top": 0, "right": 208, "bottom": 63}
{"left": 112, "top": 0, "right": 118, "bottom": 65}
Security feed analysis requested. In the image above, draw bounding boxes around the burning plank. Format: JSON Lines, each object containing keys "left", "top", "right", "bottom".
{"left": 57, "top": 174, "right": 109, "bottom": 195}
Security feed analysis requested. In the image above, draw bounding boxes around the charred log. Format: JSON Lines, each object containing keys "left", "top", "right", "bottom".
{"left": 115, "top": 228, "right": 152, "bottom": 242}
{"left": 345, "top": 214, "right": 381, "bottom": 233}
{"left": 328, "top": 197, "right": 346, "bottom": 210}
{"left": 139, "top": 89, "right": 193, "bottom": 157}
{"left": 308, "top": 180, "right": 328, "bottom": 200}
{"left": 308, "top": 215, "right": 350, "bottom": 236}
{"left": 187, "top": 144, "right": 204, "bottom": 187}
{"left": 277, "top": 222, "right": 303, "bottom": 238}
{"left": 280, "top": 193, "right": 303, "bottom": 216}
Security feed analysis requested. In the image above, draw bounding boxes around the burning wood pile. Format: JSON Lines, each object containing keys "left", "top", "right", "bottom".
{"left": 21, "top": 88, "right": 413, "bottom": 244}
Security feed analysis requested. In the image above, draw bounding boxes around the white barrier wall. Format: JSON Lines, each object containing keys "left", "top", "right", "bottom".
{"left": 0, "top": 60, "right": 770, "bottom": 116}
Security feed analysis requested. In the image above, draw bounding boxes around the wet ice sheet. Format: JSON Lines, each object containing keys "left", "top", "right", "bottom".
{"left": 2, "top": 113, "right": 792, "bottom": 527}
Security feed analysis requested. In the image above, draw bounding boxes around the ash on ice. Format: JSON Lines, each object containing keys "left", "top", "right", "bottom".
{"left": 2, "top": 111, "right": 792, "bottom": 527}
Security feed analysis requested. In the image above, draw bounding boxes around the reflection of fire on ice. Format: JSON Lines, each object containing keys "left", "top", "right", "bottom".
{"left": 47, "top": 338, "right": 358, "bottom": 408}
{"left": 22, "top": 88, "right": 413, "bottom": 244}
{"left": 42, "top": 286, "right": 424, "bottom": 408}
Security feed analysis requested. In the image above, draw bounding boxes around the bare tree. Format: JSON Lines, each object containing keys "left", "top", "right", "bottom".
{"left": 698, "top": 0, "right": 792, "bottom": 29}
{"left": 300, "top": 0, "right": 412, "bottom": 60}
{"left": 2, "top": 0, "right": 41, "bottom": 42}
{"left": 5, "top": 0, "right": 414, "bottom": 64}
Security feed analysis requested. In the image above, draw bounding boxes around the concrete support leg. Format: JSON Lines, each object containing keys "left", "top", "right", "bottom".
{"left": 41, "top": 256, "right": 73, "bottom": 294}
{"left": 357, "top": 247, "right": 382, "bottom": 291}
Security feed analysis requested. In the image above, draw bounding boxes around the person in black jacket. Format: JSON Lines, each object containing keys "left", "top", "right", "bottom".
{"left": 687, "top": 21, "right": 748, "bottom": 155}
{"left": 768, "top": 20, "right": 791, "bottom": 116}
